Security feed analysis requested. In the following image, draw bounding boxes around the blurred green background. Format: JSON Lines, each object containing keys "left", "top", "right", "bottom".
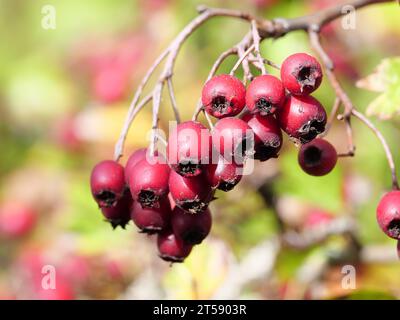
{"left": 0, "top": 0, "right": 399, "bottom": 300}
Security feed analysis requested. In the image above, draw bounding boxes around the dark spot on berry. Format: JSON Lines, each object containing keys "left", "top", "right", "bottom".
{"left": 254, "top": 144, "right": 280, "bottom": 162}
{"left": 158, "top": 254, "right": 185, "bottom": 263}
{"left": 388, "top": 219, "right": 400, "bottom": 239}
{"left": 96, "top": 190, "right": 116, "bottom": 207}
{"left": 295, "top": 66, "right": 316, "bottom": 91}
{"left": 211, "top": 96, "right": 229, "bottom": 114}
{"left": 255, "top": 98, "right": 273, "bottom": 114}
{"left": 138, "top": 190, "right": 159, "bottom": 208}
{"left": 218, "top": 180, "right": 237, "bottom": 192}
{"left": 179, "top": 200, "right": 207, "bottom": 214}
{"left": 298, "top": 119, "right": 325, "bottom": 143}
{"left": 138, "top": 226, "right": 163, "bottom": 235}
{"left": 181, "top": 230, "right": 206, "bottom": 245}
{"left": 178, "top": 160, "right": 200, "bottom": 175}
{"left": 303, "top": 146, "right": 322, "bottom": 167}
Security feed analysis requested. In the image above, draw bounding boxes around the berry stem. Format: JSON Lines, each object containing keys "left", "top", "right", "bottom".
{"left": 352, "top": 109, "right": 399, "bottom": 190}
{"left": 167, "top": 78, "right": 181, "bottom": 124}
{"left": 230, "top": 44, "right": 255, "bottom": 77}
{"left": 251, "top": 20, "right": 266, "bottom": 75}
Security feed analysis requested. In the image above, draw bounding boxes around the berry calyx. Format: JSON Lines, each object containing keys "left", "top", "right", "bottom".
{"left": 167, "top": 121, "right": 211, "bottom": 177}
{"left": 100, "top": 189, "right": 132, "bottom": 229}
{"left": 278, "top": 95, "right": 327, "bottom": 144}
{"left": 131, "top": 196, "right": 171, "bottom": 234}
{"left": 125, "top": 148, "right": 148, "bottom": 183}
{"left": 90, "top": 160, "right": 126, "bottom": 208}
{"left": 206, "top": 157, "right": 243, "bottom": 191}
{"left": 129, "top": 157, "right": 170, "bottom": 208}
{"left": 171, "top": 207, "right": 212, "bottom": 245}
{"left": 376, "top": 190, "right": 400, "bottom": 239}
{"left": 169, "top": 170, "right": 213, "bottom": 214}
{"left": 157, "top": 230, "right": 192, "bottom": 263}
{"left": 298, "top": 138, "right": 337, "bottom": 176}
{"left": 0, "top": 203, "right": 37, "bottom": 239}
{"left": 246, "top": 75, "right": 285, "bottom": 115}
{"left": 242, "top": 113, "right": 282, "bottom": 161}
{"left": 212, "top": 117, "right": 254, "bottom": 163}
{"left": 202, "top": 74, "right": 246, "bottom": 118}
{"left": 281, "top": 53, "right": 323, "bottom": 96}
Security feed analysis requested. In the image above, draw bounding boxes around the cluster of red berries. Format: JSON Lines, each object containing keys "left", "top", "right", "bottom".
{"left": 89, "top": 52, "right": 398, "bottom": 263}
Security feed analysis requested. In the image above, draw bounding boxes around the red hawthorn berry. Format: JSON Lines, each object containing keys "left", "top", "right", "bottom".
{"left": 0, "top": 203, "right": 37, "bottom": 239}
{"left": 131, "top": 196, "right": 171, "bottom": 234}
{"left": 129, "top": 157, "right": 170, "bottom": 208}
{"left": 298, "top": 138, "right": 337, "bottom": 176}
{"left": 278, "top": 95, "right": 327, "bottom": 144}
{"left": 168, "top": 170, "right": 213, "bottom": 214}
{"left": 246, "top": 75, "right": 285, "bottom": 115}
{"left": 125, "top": 148, "right": 148, "bottom": 183}
{"left": 100, "top": 189, "right": 132, "bottom": 229}
{"left": 242, "top": 113, "right": 282, "bottom": 161}
{"left": 90, "top": 160, "right": 126, "bottom": 208}
{"left": 202, "top": 74, "right": 246, "bottom": 118}
{"left": 171, "top": 207, "right": 212, "bottom": 245}
{"left": 376, "top": 190, "right": 400, "bottom": 240}
{"left": 167, "top": 121, "right": 211, "bottom": 177}
{"left": 206, "top": 157, "right": 243, "bottom": 192}
{"left": 157, "top": 230, "right": 193, "bottom": 263}
{"left": 281, "top": 53, "right": 323, "bottom": 96}
{"left": 212, "top": 117, "right": 254, "bottom": 163}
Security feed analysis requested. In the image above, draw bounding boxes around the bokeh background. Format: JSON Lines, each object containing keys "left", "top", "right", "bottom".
{"left": 0, "top": 0, "right": 399, "bottom": 300}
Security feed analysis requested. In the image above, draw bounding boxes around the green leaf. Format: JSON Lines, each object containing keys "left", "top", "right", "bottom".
{"left": 357, "top": 57, "right": 400, "bottom": 120}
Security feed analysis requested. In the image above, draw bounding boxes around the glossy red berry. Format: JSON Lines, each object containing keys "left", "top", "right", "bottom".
{"left": 278, "top": 95, "right": 327, "bottom": 144}
{"left": 212, "top": 117, "right": 254, "bottom": 163}
{"left": 131, "top": 196, "right": 171, "bottom": 234}
{"left": 376, "top": 190, "right": 400, "bottom": 239}
{"left": 281, "top": 53, "right": 323, "bottom": 96}
{"left": 298, "top": 138, "right": 337, "bottom": 176}
{"left": 171, "top": 207, "right": 212, "bottom": 245}
{"left": 167, "top": 121, "right": 211, "bottom": 177}
{"left": 125, "top": 148, "right": 148, "bottom": 183}
{"left": 169, "top": 170, "right": 213, "bottom": 214}
{"left": 206, "top": 157, "right": 243, "bottom": 191}
{"left": 129, "top": 157, "right": 170, "bottom": 208}
{"left": 202, "top": 74, "right": 246, "bottom": 118}
{"left": 100, "top": 189, "right": 132, "bottom": 229}
{"left": 90, "top": 160, "right": 126, "bottom": 208}
{"left": 0, "top": 203, "right": 37, "bottom": 239}
{"left": 157, "top": 230, "right": 192, "bottom": 263}
{"left": 246, "top": 75, "right": 285, "bottom": 115}
{"left": 242, "top": 113, "right": 282, "bottom": 161}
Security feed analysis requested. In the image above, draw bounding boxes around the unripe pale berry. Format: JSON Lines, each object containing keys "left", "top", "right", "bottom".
{"left": 131, "top": 196, "right": 171, "bottom": 234}
{"left": 157, "top": 230, "right": 193, "bottom": 263}
{"left": 202, "top": 74, "right": 246, "bottom": 118}
{"left": 169, "top": 170, "right": 213, "bottom": 214}
{"left": 167, "top": 121, "right": 211, "bottom": 177}
{"left": 171, "top": 207, "right": 212, "bottom": 245}
{"left": 281, "top": 53, "right": 323, "bottom": 96}
{"left": 242, "top": 113, "right": 282, "bottom": 161}
{"left": 90, "top": 160, "right": 126, "bottom": 208}
{"left": 129, "top": 157, "right": 170, "bottom": 208}
{"left": 298, "top": 138, "right": 337, "bottom": 176}
{"left": 212, "top": 117, "right": 254, "bottom": 163}
{"left": 246, "top": 75, "right": 285, "bottom": 115}
{"left": 100, "top": 189, "right": 133, "bottom": 229}
{"left": 278, "top": 95, "right": 327, "bottom": 144}
{"left": 206, "top": 157, "right": 243, "bottom": 192}
{"left": 376, "top": 190, "right": 400, "bottom": 239}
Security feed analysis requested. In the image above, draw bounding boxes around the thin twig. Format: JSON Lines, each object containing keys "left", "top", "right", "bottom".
{"left": 230, "top": 43, "right": 255, "bottom": 76}
{"left": 251, "top": 20, "right": 266, "bottom": 75}
{"left": 207, "top": 47, "right": 238, "bottom": 80}
{"left": 320, "top": 97, "right": 340, "bottom": 137}
{"left": 167, "top": 78, "right": 181, "bottom": 123}
{"left": 352, "top": 109, "right": 399, "bottom": 190}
